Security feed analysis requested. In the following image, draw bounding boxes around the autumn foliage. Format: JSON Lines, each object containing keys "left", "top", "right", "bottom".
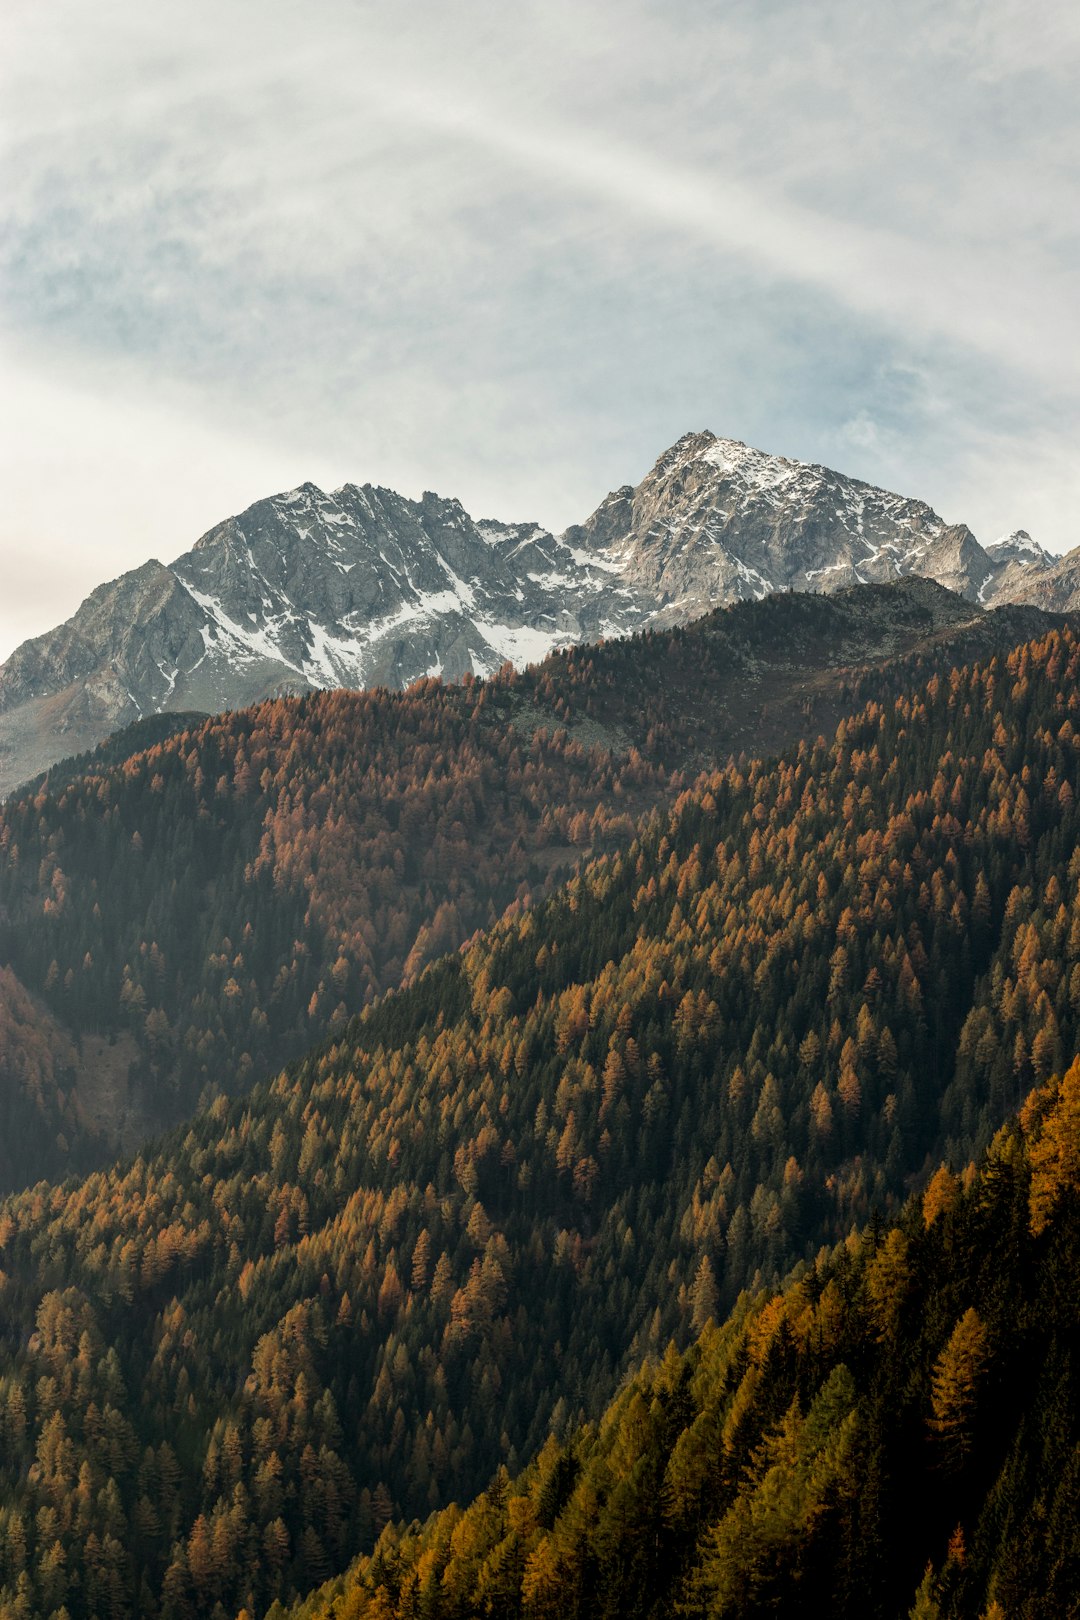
{"left": 285, "top": 1070, "right": 1080, "bottom": 1619}
{"left": 0, "top": 621, "right": 1079, "bottom": 1615}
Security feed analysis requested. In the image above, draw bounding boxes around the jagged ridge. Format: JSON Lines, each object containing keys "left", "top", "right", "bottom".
{"left": 1, "top": 430, "right": 1069, "bottom": 796}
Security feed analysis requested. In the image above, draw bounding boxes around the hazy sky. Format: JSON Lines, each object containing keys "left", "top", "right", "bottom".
{"left": 2, "top": 0, "right": 1079, "bottom": 659}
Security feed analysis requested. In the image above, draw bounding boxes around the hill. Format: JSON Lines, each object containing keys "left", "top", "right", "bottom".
{"left": 0, "top": 619, "right": 1079, "bottom": 1615}
{"left": 0, "top": 580, "right": 1065, "bottom": 1187}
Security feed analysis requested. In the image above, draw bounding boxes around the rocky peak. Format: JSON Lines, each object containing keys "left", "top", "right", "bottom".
{"left": 975, "top": 529, "right": 1059, "bottom": 607}
{"left": 0, "top": 429, "right": 1062, "bottom": 798}
{"left": 0, "top": 560, "right": 191, "bottom": 716}
{"left": 651, "top": 428, "right": 719, "bottom": 474}
{"left": 986, "top": 530, "right": 1052, "bottom": 567}
{"left": 569, "top": 431, "right": 998, "bottom": 623}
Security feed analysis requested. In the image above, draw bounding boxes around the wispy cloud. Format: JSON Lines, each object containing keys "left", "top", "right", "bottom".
{"left": 1, "top": 0, "right": 1078, "bottom": 657}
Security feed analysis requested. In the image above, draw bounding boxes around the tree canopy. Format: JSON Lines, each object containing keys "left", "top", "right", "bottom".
{"left": 0, "top": 623, "right": 1079, "bottom": 1615}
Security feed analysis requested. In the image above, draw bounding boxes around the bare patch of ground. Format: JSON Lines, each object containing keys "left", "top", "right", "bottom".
{"left": 73, "top": 1032, "right": 152, "bottom": 1155}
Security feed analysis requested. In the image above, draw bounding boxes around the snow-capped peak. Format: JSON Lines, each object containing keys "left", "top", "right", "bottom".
{"left": 986, "top": 530, "right": 1048, "bottom": 563}
{"left": 698, "top": 435, "right": 812, "bottom": 495}
{"left": 2, "top": 427, "right": 1070, "bottom": 801}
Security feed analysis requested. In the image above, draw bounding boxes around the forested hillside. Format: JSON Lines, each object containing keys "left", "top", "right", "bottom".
{"left": 0, "top": 967, "right": 83, "bottom": 1190}
{"left": 1, "top": 624, "right": 1080, "bottom": 1616}
{"left": 0, "top": 678, "right": 657, "bottom": 1185}
{"left": 0, "top": 580, "right": 1061, "bottom": 1188}
{"left": 285, "top": 1061, "right": 1080, "bottom": 1620}
{"left": 14, "top": 714, "right": 207, "bottom": 802}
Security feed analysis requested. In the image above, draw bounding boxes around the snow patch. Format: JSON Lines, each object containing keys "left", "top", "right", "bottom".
{"left": 182, "top": 582, "right": 305, "bottom": 675}
{"left": 472, "top": 618, "right": 569, "bottom": 667}
{"left": 987, "top": 530, "right": 1048, "bottom": 562}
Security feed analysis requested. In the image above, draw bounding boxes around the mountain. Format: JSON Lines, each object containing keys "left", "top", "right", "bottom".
{"left": 0, "top": 579, "right": 1066, "bottom": 1188}
{"left": 990, "top": 530, "right": 1080, "bottom": 615}
{"left": 568, "top": 429, "right": 1000, "bottom": 615}
{"left": 978, "top": 529, "right": 1057, "bottom": 606}
{"left": 0, "top": 431, "right": 1064, "bottom": 798}
{"left": 1, "top": 616, "right": 1079, "bottom": 1617}
{"left": 284, "top": 1063, "right": 1080, "bottom": 1620}
{"left": 0, "top": 486, "right": 634, "bottom": 798}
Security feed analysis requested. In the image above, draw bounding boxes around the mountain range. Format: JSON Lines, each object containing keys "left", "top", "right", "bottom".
{"left": 2, "top": 424, "right": 1080, "bottom": 1617}
{"left": 0, "top": 429, "right": 1071, "bottom": 797}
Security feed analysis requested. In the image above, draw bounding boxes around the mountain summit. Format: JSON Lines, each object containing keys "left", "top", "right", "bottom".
{"left": 0, "top": 431, "right": 1065, "bottom": 794}
{"left": 571, "top": 429, "right": 1001, "bottom": 614}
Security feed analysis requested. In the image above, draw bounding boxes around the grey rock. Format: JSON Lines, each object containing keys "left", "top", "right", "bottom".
{"left": 0, "top": 430, "right": 1066, "bottom": 798}
{"left": 567, "top": 431, "right": 999, "bottom": 613}
{"left": 979, "top": 531, "right": 1080, "bottom": 613}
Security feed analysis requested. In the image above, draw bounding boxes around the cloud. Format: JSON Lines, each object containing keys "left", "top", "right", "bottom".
{"left": 1, "top": 0, "right": 1078, "bottom": 658}
{"left": 839, "top": 413, "right": 885, "bottom": 453}
{"left": 360, "top": 68, "right": 1080, "bottom": 393}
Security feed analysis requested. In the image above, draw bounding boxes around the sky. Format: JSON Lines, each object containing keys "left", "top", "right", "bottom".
{"left": 2, "top": 0, "right": 1079, "bottom": 660}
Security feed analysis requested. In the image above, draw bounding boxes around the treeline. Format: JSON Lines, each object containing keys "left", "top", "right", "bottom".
{"left": 0, "top": 628, "right": 1079, "bottom": 1614}
{"left": 15, "top": 714, "right": 207, "bottom": 803}
{"left": 285, "top": 1062, "right": 1080, "bottom": 1620}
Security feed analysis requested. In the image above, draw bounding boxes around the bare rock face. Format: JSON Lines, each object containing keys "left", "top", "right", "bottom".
{"left": 0, "top": 430, "right": 1063, "bottom": 797}
{"left": 169, "top": 481, "right": 633, "bottom": 697}
{"left": 567, "top": 431, "right": 1000, "bottom": 614}
{"left": 980, "top": 531, "right": 1080, "bottom": 612}
{"left": 0, "top": 562, "right": 195, "bottom": 711}
{"left": 0, "top": 564, "right": 214, "bottom": 793}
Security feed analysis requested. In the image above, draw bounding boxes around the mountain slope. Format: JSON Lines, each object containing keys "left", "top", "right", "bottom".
{"left": 1, "top": 621, "right": 1080, "bottom": 1615}
{"left": 0, "top": 682, "right": 662, "bottom": 1189}
{"left": 0, "top": 580, "right": 1065, "bottom": 1188}
{"left": 998, "top": 532, "right": 1080, "bottom": 615}
{"left": 0, "top": 431, "right": 1061, "bottom": 797}
{"left": 285, "top": 1064, "right": 1080, "bottom": 1620}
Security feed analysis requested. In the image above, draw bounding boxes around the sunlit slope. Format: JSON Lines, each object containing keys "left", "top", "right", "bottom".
{"left": 285, "top": 1065, "right": 1080, "bottom": 1620}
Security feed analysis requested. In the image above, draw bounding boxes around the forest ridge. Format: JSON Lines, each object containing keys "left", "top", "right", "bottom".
{"left": 0, "top": 616, "right": 1079, "bottom": 1615}
{"left": 0, "top": 579, "right": 1064, "bottom": 1190}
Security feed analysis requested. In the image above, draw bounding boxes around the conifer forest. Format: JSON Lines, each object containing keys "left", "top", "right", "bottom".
{"left": 1, "top": 594, "right": 1080, "bottom": 1617}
